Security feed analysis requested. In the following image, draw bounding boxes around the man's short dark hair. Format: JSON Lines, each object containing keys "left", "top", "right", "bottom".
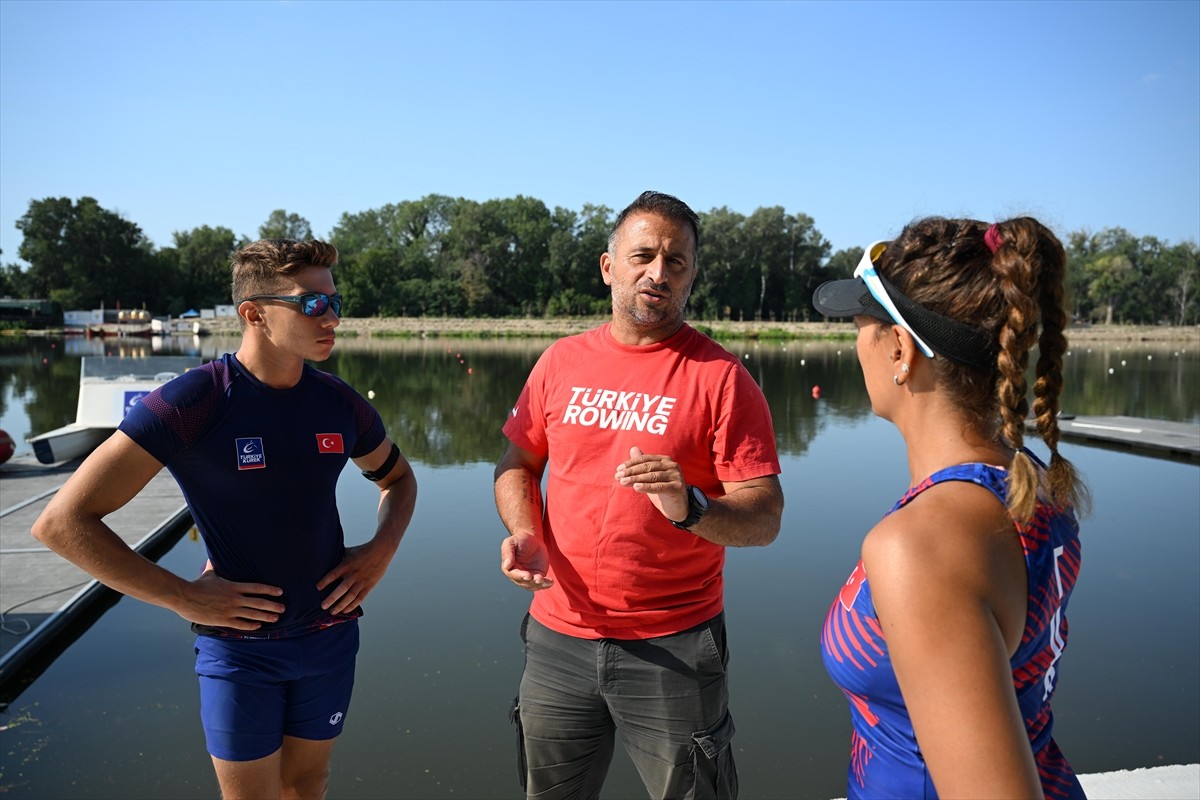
{"left": 608, "top": 191, "right": 701, "bottom": 258}
{"left": 231, "top": 239, "right": 338, "bottom": 304}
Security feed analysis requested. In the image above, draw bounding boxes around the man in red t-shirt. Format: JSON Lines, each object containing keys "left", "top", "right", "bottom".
{"left": 495, "top": 190, "right": 784, "bottom": 799}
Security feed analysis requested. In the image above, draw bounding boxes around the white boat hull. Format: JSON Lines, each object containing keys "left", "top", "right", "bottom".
{"left": 25, "top": 355, "right": 202, "bottom": 465}
{"left": 28, "top": 424, "right": 114, "bottom": 465}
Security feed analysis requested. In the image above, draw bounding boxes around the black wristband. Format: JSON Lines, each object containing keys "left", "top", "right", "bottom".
{"left": 361, "top": 441, "right": 401, "bottom": 481}
{"left": 671, "top": 484, "right": 710, "bottom": 531}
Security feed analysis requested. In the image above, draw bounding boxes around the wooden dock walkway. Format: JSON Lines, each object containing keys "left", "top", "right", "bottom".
{"left": 0, "top": 453, "right": 192, "bottom": 703}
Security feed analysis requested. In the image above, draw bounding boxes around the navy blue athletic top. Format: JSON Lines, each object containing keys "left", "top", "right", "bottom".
{"left": 821, "top": 456, "right": 1085, "bottom": 799}
{"left": 119, "top": 353, "right": 386, "bottom": 639}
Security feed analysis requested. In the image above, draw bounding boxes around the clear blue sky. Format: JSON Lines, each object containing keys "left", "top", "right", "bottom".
{"left": 1, "top": 0, "right": 1197, "bottom": 269}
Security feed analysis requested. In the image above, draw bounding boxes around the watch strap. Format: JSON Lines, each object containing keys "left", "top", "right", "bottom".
{"left": 671, "top": 485, "right": 708, "bottom": 531}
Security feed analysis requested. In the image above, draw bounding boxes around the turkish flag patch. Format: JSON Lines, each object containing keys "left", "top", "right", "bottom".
{"left": 316, "top": 433, "right": 344, "bottom": 454}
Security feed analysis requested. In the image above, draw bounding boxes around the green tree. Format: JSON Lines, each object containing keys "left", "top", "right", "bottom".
{"left": 547, "top": 204, "right": 611, "bottom": 313}
{"left": 340, "top": 247, "right": 401, "bottom": 317}
{"left": 1068, "top": 227, "right": 1188, "bottom": 325}
{"left": 258, "top": 210, "right": 313, "bottom": 241}
{"left": 1089, "top": 253, "right": 1136, "bottom": 324}
{"left": 330, "top": 195, "right": 463, "bottom": 316}
{"left": 690, "top": 206, "right": 827, "bottom": 322}
{"left": 694, "top": 207, "right": 749, "bottom": 320}
{"left": 743, "top": 207, "right": 791, "bottom": 321}
{"left": 549, "top": 203, "right": 614, "bottom": 316}
{"left": 15, "top": 197, "right": 155, "bottom": 310}
{"left": 444, "top": 196, "right": 552, "bottom": 316}
{"left": 1162, "top": 241, "right": 1199, "bottom": 325}
{"left": 822, "top": 247, "right": 863, "bottom": 281}
{"left": 148, "top": 247, "right": 188, "bottom": 317}
{"left": 0, "top": 261, "right": 35, "bottom": 298}
{"left": 778, "top": 212, "right": 829, "bottom": 322}
{"left": 1065, "top": 230, "right": 1096, "bottom": 321}
{"left": 171, "top": 226, "right": 242, "bottom": 309}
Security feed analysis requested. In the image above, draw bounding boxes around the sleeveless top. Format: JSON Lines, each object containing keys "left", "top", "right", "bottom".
{"left": 821, "top": 456, "right": 1085, "bottom": 799}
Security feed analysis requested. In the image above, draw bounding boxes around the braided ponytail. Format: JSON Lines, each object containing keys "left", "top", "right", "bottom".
{"left": 989, "top": 219, "right": 1091, "bottom": 521}
{"left": 987, "top": 221, "right": 1041, "bottom": 520}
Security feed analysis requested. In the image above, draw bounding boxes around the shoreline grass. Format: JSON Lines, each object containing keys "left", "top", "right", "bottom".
{"left": 5, "top": 317, "right": 1197, "bottom": 344}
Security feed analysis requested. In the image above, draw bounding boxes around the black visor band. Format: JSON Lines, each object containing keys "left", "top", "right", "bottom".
{"left": 815, "top": 275, "right": 998, "bottom": 370}
{"left": 869, "top": 274, "right": 997, "bottom": 369}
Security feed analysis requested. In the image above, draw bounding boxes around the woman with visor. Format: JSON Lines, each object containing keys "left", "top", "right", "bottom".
{"left": 812, "top": 217, "right": 1089, "bottom": 799}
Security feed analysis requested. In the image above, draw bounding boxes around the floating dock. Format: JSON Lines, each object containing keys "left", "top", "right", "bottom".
{"left": 0, "top": 453, "right": 192, "bottom": 704}
{"left": 1047, "top": 414, "right": 1200, "bottom": 461}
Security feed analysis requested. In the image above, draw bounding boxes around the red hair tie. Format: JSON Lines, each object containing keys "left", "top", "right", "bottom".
{"left": 984, "top": 224, "right": 1002, "bottom": 254}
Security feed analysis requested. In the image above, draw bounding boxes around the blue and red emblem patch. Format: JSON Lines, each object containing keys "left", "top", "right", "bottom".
{"left": 236, "top": 437, "right": 266, "bottom": 470}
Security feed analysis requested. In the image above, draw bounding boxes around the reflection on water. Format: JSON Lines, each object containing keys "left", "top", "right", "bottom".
{"left": 4, "top": 333, "right": 1198, "bottom": 462}
{"left": 0, "top": 333, "right": 1197, "bottom": 799}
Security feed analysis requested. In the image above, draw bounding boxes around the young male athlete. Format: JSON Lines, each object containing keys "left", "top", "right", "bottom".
{"left": 495, "top": 191, "right": 784, "bottom": 799}
{"left": 33, "top": 238, "right": 417, "bottom": 800}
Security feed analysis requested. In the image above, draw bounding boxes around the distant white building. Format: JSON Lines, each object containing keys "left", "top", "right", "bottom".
{"left": 64, "top": 309, "right": 104, "bottom": 328}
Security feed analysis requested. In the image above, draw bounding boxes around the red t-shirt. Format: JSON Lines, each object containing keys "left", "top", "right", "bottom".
{"left": 503, "top": 323, "right": 781, "bottom": 639}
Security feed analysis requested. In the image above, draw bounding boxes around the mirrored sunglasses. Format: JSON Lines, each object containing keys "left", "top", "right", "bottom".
{"left": 241, "top": 292, "right": 343, "bottom": 317}
{"left": 853, "top": 242, "right": 935, "bottom": 358}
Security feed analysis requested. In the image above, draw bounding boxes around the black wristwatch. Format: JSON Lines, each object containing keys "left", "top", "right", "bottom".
{"left": 671, "top": 484, "right": 710, "bottom": 531}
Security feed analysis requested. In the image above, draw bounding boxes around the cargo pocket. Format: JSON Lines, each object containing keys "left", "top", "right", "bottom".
{"left": 688, "top": 711, "right": 738, "bottom": 800}
{"left": 509, "top": 696, "right": 528, "bottom": 792}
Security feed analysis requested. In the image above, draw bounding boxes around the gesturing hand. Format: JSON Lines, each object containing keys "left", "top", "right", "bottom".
{"left": 614, "top": 446, "right": 689, "bottom": 523}
{"left": 501, "top": 532, "right": 554, "bottom": 591}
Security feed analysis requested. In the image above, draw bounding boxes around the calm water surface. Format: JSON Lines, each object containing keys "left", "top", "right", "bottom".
{"left": 0, "top": 332, "right": 1197, "bottom": 799}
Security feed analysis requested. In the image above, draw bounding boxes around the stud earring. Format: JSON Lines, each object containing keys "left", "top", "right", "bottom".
{"left": 901, "top": 363, "right": 910, "bottom": 373}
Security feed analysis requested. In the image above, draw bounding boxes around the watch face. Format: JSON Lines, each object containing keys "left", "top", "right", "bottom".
{"left": 690, "top": 485, "right": 709, "bottom": 510}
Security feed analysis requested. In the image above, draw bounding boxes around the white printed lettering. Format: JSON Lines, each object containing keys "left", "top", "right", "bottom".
{"left": 1042, "top": 545, "right": 1067, "bottom": 701}
{"left": 559, "top": 386, "right": 677, "bottom": 436}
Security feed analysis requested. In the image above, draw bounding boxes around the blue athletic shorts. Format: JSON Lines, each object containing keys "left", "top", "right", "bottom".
{"left": 194, "top": 619, "right": 360, "bottom": 762}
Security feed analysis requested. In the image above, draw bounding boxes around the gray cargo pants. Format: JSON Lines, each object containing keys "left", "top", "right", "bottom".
{"left": 510, "top": 613, "right": 738, "bottom": 800}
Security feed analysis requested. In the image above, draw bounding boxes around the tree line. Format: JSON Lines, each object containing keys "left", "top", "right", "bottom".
{"left": 1, "top": 195, "right": 1197, "bottom": 325}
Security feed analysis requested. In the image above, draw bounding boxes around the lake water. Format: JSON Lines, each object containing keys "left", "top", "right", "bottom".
{"left": 1, "top": 331, "right": 1197, "bottom": 798}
